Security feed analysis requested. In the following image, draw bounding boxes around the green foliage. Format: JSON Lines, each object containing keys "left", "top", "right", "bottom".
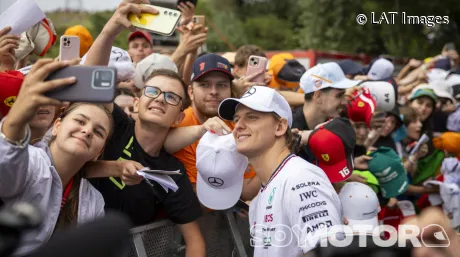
{"left": 39, "top": 0, "right": 460, "bottom": 60}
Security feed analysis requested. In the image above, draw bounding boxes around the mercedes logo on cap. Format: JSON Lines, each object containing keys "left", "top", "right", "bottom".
{"left": 241, "top": 87, "right": 256, "bottom": 98}
{"left": 208, "top": 177, "right": 224, "bottom": 187}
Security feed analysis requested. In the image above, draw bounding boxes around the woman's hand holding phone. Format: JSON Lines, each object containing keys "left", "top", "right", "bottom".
{"left": 3, "top": 59, "right": 79, "bottom": 142}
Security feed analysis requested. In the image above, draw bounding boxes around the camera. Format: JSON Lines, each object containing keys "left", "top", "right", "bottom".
{"left": 63, "top": 37, "right": 70, "bottom": 47}
{"left": 93, "top": 70, "right": 114, "bottom": 88}
{"left": 250, "top": 57, "right": 259, "bottom": 66}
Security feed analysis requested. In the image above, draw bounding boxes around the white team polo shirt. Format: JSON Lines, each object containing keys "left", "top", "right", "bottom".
{"left": 249, "top": 154, "right": 342, "bottom": 256}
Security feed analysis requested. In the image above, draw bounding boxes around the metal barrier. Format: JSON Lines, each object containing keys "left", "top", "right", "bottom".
{"left": 126, "top": 210, "right": 253, "bottom": 257}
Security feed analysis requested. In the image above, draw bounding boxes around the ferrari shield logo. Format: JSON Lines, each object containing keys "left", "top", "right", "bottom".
{"left": 4, "top": 96, "right": 16, "bottom": 107}
{"left": 321, "top": 154, "right": 330, "bottom": 162}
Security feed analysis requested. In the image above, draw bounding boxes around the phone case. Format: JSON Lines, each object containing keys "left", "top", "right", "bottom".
{"left": 129, "top": 5, "right": 181, "bottom": 36}
{"left": 193, "top": 15, "right": 205, "bottom": 26}
{"left": 245, "top": 55, "right": 267, "bottom": 84}
{"left": 60, "top": 36, "right": 80, "bottom": 61}
{"left": 44, "top": 66, "right": 117, "bottom": 103}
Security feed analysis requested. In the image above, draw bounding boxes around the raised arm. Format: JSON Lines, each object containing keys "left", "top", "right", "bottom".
{"left": 0, "top": 26, "right": 20, "bottom": 72}
{"left": 1, "top": 59, "right": 78, "bottom": 196}
{"left": 164, "top": 117, "right": 232, "bottom": 154}
{"left": 83, "top": 0, "right": 158, "bottom": 112}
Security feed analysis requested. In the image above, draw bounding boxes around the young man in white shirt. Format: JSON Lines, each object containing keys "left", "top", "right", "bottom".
{"left": 218, "top": 86, "right": 343, "bottom": 256}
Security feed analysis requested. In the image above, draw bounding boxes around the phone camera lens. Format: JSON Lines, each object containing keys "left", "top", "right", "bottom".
{"left": 63, "top": 38, "right": 68, "bottom": 42}
{"left": 100, "top": 72, "right": 111, "bottom": 81}
{"left": 164, "top": 11, "right": 167, "bottom": 14}
{"left": 169, "top": 12, "right": 172, "bottom": 15}
{"left": 174, "top": 13, "right": 178, "bottom": 17}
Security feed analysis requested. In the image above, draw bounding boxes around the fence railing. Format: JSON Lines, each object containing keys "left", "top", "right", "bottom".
{"left": 126, "top": 209, "right": 253, "bottom": 257}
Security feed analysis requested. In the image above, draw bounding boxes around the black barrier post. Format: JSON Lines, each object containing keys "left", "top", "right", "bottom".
{"left": 224, "top": 209, "right": 248, "bottom": 257}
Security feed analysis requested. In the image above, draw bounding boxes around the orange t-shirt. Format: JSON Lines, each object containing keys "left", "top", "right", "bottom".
{"left": 173, "top": 107, "right": 256, "bottom": 184}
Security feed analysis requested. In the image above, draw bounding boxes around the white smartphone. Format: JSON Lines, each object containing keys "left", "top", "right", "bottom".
{"left": 59, "top": 36, "right": 80, "bottom": 61}
{"left": 128, "top": 5, "right": 181, "bottom": 36}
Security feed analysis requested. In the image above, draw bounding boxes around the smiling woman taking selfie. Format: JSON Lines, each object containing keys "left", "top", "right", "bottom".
{"left": 0, "top": 59, "right": 112, "bottom": 256}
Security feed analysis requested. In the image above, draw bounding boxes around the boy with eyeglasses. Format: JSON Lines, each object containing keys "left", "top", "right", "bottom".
{"left": 89, "top": 68, "right": 206, "bottom": 255}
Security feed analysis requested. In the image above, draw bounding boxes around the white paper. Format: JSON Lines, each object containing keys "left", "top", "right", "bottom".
{"left": 137, "top": 170, "right": 178, "bottom": 193}
{"left": 0, "top": 0, "right": 45, "bottom": 35}
{"left": 143, "top": 169, "right": 181, "bottom": 175}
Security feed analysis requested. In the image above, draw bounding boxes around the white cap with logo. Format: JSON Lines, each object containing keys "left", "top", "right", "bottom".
{"left": 133, "top": 53, "right": 178, "bottom": 89}
{"left": 196, "top": 132, "right": 249, "bottom": 210}
{"left": 218, "top": 86, "right": 293, "bottom": 127}
{"left": 300, "top": 62, "right": 361, "bottom": 94}
{"left": 339, "top": 182, "right": 381, "bottom": 233}
{"left": 359, "top": 81, "right": 396, "bottom": 112}
{"left": 367, "top": 58, "right": 394, "bottom": 81}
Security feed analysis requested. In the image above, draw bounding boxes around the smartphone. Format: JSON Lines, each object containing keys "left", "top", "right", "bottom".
{"left": 44, "top": 66, "right": 117, "bottom": 103}
{"left": 234, "top": 199, "right": 249, "bottom": 212}
{"left": 177, "top": 0, "right": 198, "bottom": 6}
{"left": 245, "top": 55, "right": 268, "bottom": 84}
{"left": 59, "top": 36, "right": 80, "bottom": 61}
{"left": 193, "top": 15, "right": 205, "bottom": 26}
{"left": 128, "top": 5, "right": 181, "bottom": 36}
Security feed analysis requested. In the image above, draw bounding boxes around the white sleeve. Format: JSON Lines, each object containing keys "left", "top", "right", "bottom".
{"left": 283, "top": 170, "right": 343, "bottom": 254}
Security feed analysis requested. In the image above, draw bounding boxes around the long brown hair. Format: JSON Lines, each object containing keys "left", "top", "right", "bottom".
{"left": 52, "top": 102, "right": 113, "bottom": 234}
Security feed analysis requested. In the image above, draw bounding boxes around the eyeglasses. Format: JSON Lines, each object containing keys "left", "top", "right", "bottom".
{"left": 143, "top": 86, "right": 183, "bottom": 106}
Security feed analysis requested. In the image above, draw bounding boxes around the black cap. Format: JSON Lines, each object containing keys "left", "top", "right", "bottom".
{"left": 191, "top": 54, "right": 234, "bottom": 82}
{"left": 337, "top": 60, "right": 364, "bottom": 76}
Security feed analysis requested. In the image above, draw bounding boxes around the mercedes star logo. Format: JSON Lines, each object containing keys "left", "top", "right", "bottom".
{"left": 208, "top": 177, "right": 224, "bottom": 187}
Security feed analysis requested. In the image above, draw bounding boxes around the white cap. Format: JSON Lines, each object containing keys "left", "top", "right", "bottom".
{"left": 218, "top": 86, "right": 293, "bottom": 127}
{"left": 300, "top": 62, "right": 361, "bottom": 94}
{"left": 359, "top": 81, "right": 395, "bottom": 112}
{"left": 81, "top": 46, "right": 135, "bottom": 81}
{"left": 196, "top": 132, "right": 249, "bottom": 210}
{"left": 367, "top": 58, "right": 394, "bottom": 80}
{"left": 133, "top": 53, "right": 178, "bottom": 89}
{"left": 413, "top": 81, "right": 455, "bottom": 103}
{"left": 446, "top": 74, "right": 460, "bottom": 88}
{"left": 339, "top": 182, "right": 380, "bottom": 233}
{"left": 427, "top": 68, "right": 449, "bottom": 82}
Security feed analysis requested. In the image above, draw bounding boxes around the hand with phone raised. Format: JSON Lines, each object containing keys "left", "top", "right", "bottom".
{"left": 103, "top": 0, "right": 158, "bottom": 36}
{"left": 2, "top": 59, "right": 79, "bottom": 142}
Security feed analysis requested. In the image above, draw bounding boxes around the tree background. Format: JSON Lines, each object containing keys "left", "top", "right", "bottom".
{"left": 44, "top": 0, "right": 460, "bottom": 60}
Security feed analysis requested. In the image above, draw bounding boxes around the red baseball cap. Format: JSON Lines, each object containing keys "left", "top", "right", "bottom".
{"left": 307, "top": 118, "right": 356, "bottom": 183}
{"left": 347, "top": 88, "right": 376, "bottom": 128}
{"left": 128, "top": 30, "right": 152, "bottom": 45}
{"left": 0, "top": 70, "right": 24, "bottom": 117}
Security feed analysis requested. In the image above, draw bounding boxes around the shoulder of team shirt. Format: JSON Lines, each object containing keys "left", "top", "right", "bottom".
{"left": 282, "top": 156, "right": 328, "bottom": 177}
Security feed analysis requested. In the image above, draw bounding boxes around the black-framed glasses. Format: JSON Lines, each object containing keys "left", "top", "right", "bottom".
{"left": 143, "top": 86, "right": 183, "bottom": 106}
